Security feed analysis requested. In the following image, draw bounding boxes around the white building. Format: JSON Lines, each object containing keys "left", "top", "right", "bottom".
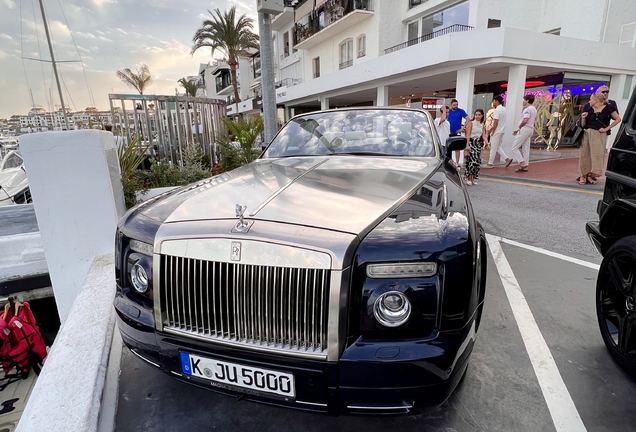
{"left": 270, "top": 0, "right": 636, "bottom": 148}
{"left": 201, "top": 50, "right": 264, "bottom": 119}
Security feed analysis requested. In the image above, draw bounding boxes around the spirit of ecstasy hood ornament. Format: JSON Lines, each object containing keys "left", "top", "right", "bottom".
{"left": 234, "top": 204, "right": 250, "bottom": 233}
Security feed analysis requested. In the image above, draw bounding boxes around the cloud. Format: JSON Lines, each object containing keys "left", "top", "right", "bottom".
{"left": 91, "top": 0, "right": 117, "bottom": 7}
{"left": 0, "top": 0, "right": 260, "bottom": 118}
{"left": 2, "top": 0, "right": 15, "bottom": 9}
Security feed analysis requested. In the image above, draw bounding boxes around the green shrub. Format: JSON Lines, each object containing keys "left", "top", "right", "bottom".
{"left": 122, "top": 142, "right": 213, "bottom": 209}
{"left": 217, "top": 117, "right": 263, "bottom": 172}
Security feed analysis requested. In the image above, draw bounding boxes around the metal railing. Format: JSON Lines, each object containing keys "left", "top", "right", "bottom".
{"left": 339, "top": 59, "right": 353, "bottom": 70}
{"left": 108, "top": 94, "right": 226, "bottom": 167}
{"left": 294, "top": 0, "right": 373, "bottom": 45}
{"left": 384, "top": 24, "right": 474, "bottom": 54}
{"left": 275, "top": 77, "right": 303, "bottom": 88}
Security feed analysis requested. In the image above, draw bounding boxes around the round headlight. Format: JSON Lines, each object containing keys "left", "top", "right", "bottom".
{"left": 130, "top": 262, "right": 149, "bottom": 293}
{"left": 373, "top": 291, "right": 411, "bottom": 328}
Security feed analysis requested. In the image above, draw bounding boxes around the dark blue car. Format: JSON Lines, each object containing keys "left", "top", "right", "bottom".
{"left": 114, "top": 108, "right": 486, "bottom": 414}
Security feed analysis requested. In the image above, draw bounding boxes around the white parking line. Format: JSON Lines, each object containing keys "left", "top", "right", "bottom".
{"left": 490, "top": 235, "right": 600, "bottom": 270}
{"left": 486, "top": 235, "right": 587, "bottom": 432}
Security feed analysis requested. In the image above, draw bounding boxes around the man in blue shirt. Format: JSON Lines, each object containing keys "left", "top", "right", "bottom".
{"left": 448, "top": 99, "right": 469, "bottom": 134}
{"left": 447, "top": 99, "right": 470, "bottom": 164}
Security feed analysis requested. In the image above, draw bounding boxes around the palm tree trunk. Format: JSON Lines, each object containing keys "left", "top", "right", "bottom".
{"left": 230, "top": 63, "right": 241, "bottom": 105}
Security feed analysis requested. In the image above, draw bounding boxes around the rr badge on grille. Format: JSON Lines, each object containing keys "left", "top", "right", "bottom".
{"left": 231, "top": 242, "right": 242, "bottom": 261}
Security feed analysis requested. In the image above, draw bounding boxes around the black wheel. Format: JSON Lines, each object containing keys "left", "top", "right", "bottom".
{"left": 596, "top": 236, "right": 636, "bottom": 373}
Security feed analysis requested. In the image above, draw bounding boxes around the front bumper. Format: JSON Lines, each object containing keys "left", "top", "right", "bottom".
{"left": 115, "top": 290, "right": 474, "bottom": 415}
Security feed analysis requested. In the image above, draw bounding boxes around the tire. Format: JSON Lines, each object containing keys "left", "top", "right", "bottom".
{"left": 596, "top": 236, "right": 636, "bottom": 373}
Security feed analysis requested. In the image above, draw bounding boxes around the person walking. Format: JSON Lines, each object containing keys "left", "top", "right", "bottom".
{"left": 578, "top": 91, "right": 621, "bottom": 184}
{"left": 484, "top": 95, "right": 511, "bottom": 169}
{"left": 434, "top": 105, "right": 450, "bottom": 148}
{"left": 447, "top": 99, "right": 470, "bottom": 166}
{"left": 463, "top": 109, "right": 487, "bottom": 186}
{"left": 510, "top": 95, "right": 537, "bottom": 172}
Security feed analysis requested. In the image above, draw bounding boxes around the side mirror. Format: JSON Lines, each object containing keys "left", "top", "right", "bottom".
{"left": 445, "top": 136, "right": 467, "bottom": 159}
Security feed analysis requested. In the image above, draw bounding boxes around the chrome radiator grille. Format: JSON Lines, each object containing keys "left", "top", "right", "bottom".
{"left": 159, "top": 255, "right": 331, "bottom": 355}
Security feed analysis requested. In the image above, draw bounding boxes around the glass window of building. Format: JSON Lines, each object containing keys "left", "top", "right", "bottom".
{"left": 407, "top": 21, "right": 419, "bottom": 43}
{"left": 339, "top": 39, "right": 353, "bottom": 69}
{"left": 283, "top": 32, "right": 289, "bottom": 58}
{"left": 357, "top": 34, "right": 366, "bottom": 57}
{"left": 421, "top": 1, "right": 469, "bottom": 36}
{"left": 313, "top": 57, "right": 320, "bottom": 78}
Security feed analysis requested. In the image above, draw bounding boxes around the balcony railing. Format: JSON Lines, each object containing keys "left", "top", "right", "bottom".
{"left": 275, "top": 78, "right": 303, "bottom": 88}
{"left": 294, "top": 0, "right": 373, "bottom": 45}
{"left": 384, "top": 24, "right": 474, "bottom": 54}
{"left": 339, "top": 59, "right": 353, "bottom": 70}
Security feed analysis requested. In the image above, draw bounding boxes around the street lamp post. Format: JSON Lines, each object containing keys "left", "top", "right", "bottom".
{"left": 258, "top": 10, "right": 278, "bottom": 144}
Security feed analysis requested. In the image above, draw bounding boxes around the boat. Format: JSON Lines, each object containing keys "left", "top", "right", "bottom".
{"left": 0, "top": 151, "right": 31, "bottom": 206}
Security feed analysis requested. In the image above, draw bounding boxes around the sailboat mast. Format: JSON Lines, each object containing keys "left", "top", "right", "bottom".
{"left": 38, "top": 0, "right": 70, "bottom": 130}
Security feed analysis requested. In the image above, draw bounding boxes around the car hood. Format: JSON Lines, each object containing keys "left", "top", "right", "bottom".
{"left": 153, "top": 156, "right": 438, "bottom": 236}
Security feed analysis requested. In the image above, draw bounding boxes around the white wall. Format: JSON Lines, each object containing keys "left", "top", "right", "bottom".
{"left": 19, "top": 130, "right": 125, "bottom": 320}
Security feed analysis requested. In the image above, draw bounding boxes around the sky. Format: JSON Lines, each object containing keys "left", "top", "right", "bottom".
{"left": 0, "top": 0, "right": 258, "bottom": 119}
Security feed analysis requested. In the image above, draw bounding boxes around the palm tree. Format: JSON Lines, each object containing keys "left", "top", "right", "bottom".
{"left": 178, "top": 77, "right": 203, "bottom": 97}
{"left": 116, "top": 64, "right": 153, "bottom": 95}
{"left": 191, "top": 6, "right": 259, "bottom": 105}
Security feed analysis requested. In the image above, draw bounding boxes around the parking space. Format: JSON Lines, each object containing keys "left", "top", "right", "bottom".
{"left": 116, "top": 237, "right": 636, "bottom": 432}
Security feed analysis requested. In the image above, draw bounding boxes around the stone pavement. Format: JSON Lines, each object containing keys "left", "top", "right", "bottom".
{"left": 478, "top": 147, "right": 607, "bottom": 187}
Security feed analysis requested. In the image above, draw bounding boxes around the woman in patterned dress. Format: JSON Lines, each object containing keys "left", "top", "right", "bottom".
{"left": 464, "top": 109, "right": 487, "bottom": 186}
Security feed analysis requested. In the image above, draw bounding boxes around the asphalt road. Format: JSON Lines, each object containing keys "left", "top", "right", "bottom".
{"left": 115, "top": 179, "right": 636, "bottom": 432}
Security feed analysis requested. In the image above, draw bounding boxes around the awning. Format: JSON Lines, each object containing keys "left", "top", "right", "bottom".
{"left": 295, "top": 0, "right": 313, "bottom": 21}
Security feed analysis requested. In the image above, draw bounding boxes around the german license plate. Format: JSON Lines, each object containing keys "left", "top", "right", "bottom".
{"left": 180, "top": 352, "right": 295, "bottom": 398}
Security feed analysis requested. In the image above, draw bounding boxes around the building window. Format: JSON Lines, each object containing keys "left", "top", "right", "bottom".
{"left": 545, "top": 28, "right": 561, "bottom": 35}
{"left": 619, "top": 22, "right": 636, "bottom": 45}
{"left": 407, "top": 21, "right": 419, "bottom": 45}
{"left": 339, "top": 39, "right": 353, "bottom": 69}
{"left": 357, "top": 34, "right": 366, "bottom": 57}
{"left": 313, "top": 57, "right": 321, "bottom": 78}
{"left": 421, "top": 1, "right": 469, "bottom": 36}
{"left": 487, "top": 19, "right": 501, "bottom": 28}
{"left": 283, "top": 31, "right": 289, "bottom": 58}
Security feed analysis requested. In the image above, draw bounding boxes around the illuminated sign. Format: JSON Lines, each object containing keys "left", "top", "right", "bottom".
{"left": 500, "top": 82, "right": 605, "bottom": 102}
{"left": 421, "top": 98, "right": 445, "bottom": 110}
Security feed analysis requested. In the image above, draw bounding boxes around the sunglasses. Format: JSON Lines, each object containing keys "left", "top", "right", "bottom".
{"left": 601, "top": 90, "right": 609, "bottom": 94}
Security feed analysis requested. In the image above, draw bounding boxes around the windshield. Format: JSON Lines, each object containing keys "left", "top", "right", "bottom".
{"left": 263, "top": 109, "right": 438, "bottom": 158}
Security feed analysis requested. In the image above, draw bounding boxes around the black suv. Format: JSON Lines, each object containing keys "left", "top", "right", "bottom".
{"left": 587, "top": 88, "right": 636, "bottom": 372}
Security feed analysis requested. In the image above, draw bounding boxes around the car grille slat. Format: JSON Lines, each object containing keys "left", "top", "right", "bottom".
{"left": 161, "top": 255, "right": 330, "bottom": 356}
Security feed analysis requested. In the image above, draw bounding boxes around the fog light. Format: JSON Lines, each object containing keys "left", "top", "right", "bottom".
{"left": 373, "top": 291, "right": 411, "bottom": 328}
{"left": 130, "top": 262, "right": 149, "bottom": 293}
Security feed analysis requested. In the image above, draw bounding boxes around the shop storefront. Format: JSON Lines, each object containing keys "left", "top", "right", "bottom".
{"left": 473, "top": 72, "right": 612, "bottom": 149}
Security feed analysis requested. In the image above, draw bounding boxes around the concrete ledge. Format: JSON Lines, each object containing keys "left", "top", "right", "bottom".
{"left": 16, "top": 254, "right": 116, "bottom": 432}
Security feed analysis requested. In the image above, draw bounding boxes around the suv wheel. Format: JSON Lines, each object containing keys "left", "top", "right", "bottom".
{"left": 596, "top": 236, "right": 636, "bottom": 373}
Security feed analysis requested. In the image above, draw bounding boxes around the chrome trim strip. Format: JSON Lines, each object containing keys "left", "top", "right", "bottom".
{"left": 160, "top": 238, "right": 331, "bottom": 270}
{"left": 296, "top": 400, "right": 328, "bottom": 407}
{"left": 346, "top": 404, "right": 413, "bottom": 410}
{"left": 130, "top": 348, "right": 161, "bottom": 369}
{"left": 153, "top": 253, "right": 163, "bottom": 332}
{"left": 163, "top": 327, "right": 328, "bottom": 360}
{"left": 170, "top": 371, "right": 183, "bottom": 377}
{"left": 249, "top": 158, "right": 329, "bottom": 217}
{"left": 327, "top": 269, "right": 348, "bottom": 361}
